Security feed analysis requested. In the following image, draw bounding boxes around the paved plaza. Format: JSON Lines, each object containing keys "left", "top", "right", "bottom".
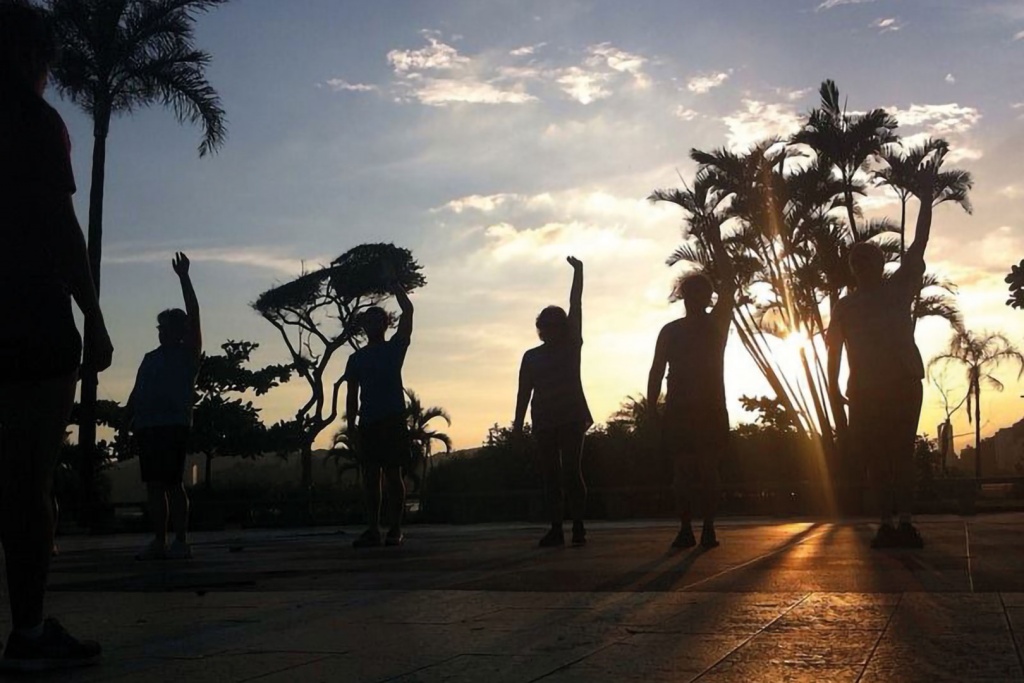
{"left": 8, "top": 514, "right": 1024, "bottom": 681}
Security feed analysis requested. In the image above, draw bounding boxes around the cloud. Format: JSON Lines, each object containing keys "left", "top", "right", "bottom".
{"left": 586, "top": 43, "right": 649, "bottom": 86}
{"left": 784, "top": 88, "right": 813, "bottom": 101}
{"left": 436, "top": 193, "right": 518, "bottom": 214}
{"left": 105, "top": 247, "right": 308, "bottom": 274}
{"left": 872, "top": 17, "right": 903, "bottom": 32}
{"left": 674, "top": 106, "right": 699, "bottom": 121}
{"left": 321, "top": 78, "right": 378, "bottom": 93}
{"left": 412, "top": 79, "right": 537, "bottom": 106}
{"left": 1015, "top": 30, "right": 1024, "bottom": 41}
{"left": 483, "top": 220, "right": 654, "bottom": 263}
{"left": 687, "top": 71, "right": 730, "bottom": 94}
{"left": 510, "top": 42, "right": 545, "bottom": 56}
{"left": 945, "top": 73, "right": 956, "bottom": 84}
{"left": 722, "top": 100, "right": 803, "bottom": 151}
{"left": 888, "top": 103, "right": 982, "bottom": 135}
{"left": 387, "top": 33, "right": 538, "bottom": 106}
{"left": 816, "top": 0, "right": 880, "bottom": 10}
{"left": 387, "top": 34, "right": 469, "bottom": 73}
{"left": 556, "top": 66, "right": 613, "bottom": 104}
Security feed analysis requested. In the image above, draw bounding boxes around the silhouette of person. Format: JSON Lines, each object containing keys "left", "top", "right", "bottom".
{"left": 0, "top": 1, "right": 111, "bottom": 670}
{"left": 514, "top": 257, "right": 593, "bottom": 547}
{"left": 648, "top": 225, "right": 736, "bottom": 550}
{"left": 127, "top": 253, "right": 202, "bottom": 561}
{"left": 346, "top": 263, "right": 414, "bottom": 548}
{"left": 828, "top": 171, "right": 935, "bottom": 549}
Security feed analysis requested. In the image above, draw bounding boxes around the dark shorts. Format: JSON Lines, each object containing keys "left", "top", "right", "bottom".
{"left": 137, "top": 426, "right": 189, "bottom": 484}
{"left": 663, "top": 405, "right": 730, "bottom": 458}
{"left": 848, "top": 380, "right": 923, "bottom": 476}
{"left": 359, "top": 414, "right": 412, "bottom": 468}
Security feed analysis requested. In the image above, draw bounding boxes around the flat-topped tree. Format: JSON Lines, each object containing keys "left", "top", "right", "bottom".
{"left": 253, "top": 244, "right": 425, "bottom": 489}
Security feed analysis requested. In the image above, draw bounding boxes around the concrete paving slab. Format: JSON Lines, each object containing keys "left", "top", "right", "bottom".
{"left": 0, "top": 515, "right": 1022, "bottom": 681}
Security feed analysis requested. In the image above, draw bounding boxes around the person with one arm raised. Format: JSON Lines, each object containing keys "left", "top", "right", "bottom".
{"left": 647, "top": 222, "right": 736, "bottom": 550}
{"left": 346, "top": 261, "right": 414, "bottom": 548}
{"left": 514, "top": 256, "right": 593, "bottom": 548}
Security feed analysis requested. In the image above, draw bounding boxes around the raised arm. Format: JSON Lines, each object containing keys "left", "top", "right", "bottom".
{"left": 706, "top": 223, "right": 736, "bottom": 321}
{"left": 646, "top": 327, "right": 670, "bottom": 419}
{"left": 513, "top": 355, "right": 533, "bottom": 433}
{"left": 386, "top": 263, "right": 414, "bottom": 343}
{"left": 567, "top": 256, "right": 583, "bottom": 339}
{"left": 905, "top": 178, "right": 934, "bottom": 267}
{"left": 173, "top": 252, "right": 202, "bottom": 362}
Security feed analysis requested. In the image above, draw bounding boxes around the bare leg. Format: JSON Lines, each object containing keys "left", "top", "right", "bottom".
{"left": 362, "top": 464, "right": 383, "bottom": 531}
{"left": 146, "top": 483, "right": 169, "bottom": 545}
{"left": 536, "top": 429, "right": 563, "bottom": 528}
{"left": 167, "top": 483, "right": 189, "bottom": 544}
{"left": 383, "top": 466, "right": 405, "bottom": 535}
{"left": 0, "top": 375, "right": 75, "bottom": 630}
{"left": 560, "top": 427, "right": 587, "bottom": 523}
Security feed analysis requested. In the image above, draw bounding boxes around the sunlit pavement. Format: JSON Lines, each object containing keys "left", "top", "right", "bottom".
{"left": 9, "top": 514, "right": 1024, "bottom": 682}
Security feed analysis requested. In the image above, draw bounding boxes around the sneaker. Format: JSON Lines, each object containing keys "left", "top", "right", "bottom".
{"left": 165, "top": 539, "right": 193, "bottom": 560}
{"left": 671, "top": 525, "right": 696, "bottom": 549}
{"left": 700, "top": 526, "right": 720, "bottom": 549}
{"left": 571, "top": 521, "right": 587, "bottom": 546}
{"left": 538, "top": 527, "right": 564, "bottom": 548}
{"left": 135, "top": 539, "right": 165, "bottom": 561}
{"left": 870, "top": 523, "right": 900, "bottom": 549}
{"left": 385, "top": 529, "right": 404, "bottom": 547}
{"left": 352, "top": 528, "right": 382, "bottom": 548}
{"left": 0, "top": 618, "right": 101, "bottom": 672}
{"left": 896, "top": 522, "right": 924, "bottom": 549}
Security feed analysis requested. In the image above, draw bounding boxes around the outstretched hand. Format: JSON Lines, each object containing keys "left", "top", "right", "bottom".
{"left": 172, "top": 252, "right": 190, "bottom": 278}
{"left": 566, "top": 256, "right": 583, "bottom": 270}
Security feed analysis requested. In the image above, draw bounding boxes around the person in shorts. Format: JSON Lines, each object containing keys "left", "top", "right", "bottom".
{"left": 828, "top": 168, "right": 935, "bottom": 549}
{"left": 648, "top": 223, "right": 735, "bottom": 550}
{"left": 514, "top": 256, "right": 593, "bottom": 548}
{"left": 0, "top": 2, "right": 113, "bottom": 669}
{"left": 345, "top": 266, "right": 414, "bottom": 548}
{"left": 128, "top": 253, "right": 202, "bottom": 560}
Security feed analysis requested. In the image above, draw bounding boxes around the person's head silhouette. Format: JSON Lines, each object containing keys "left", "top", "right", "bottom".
{"left": 360, "top": 306, "right": 389, "bottom": 344}
{"left": 535, "top": 305, "right": 568, "bottom": 343}
{"left": 678, "top": 273, "right": 714, "bottom": 316}
{"left": 157, "top": 309, "right": 189, "bottom": 346}
{"left": 0, "top": 1, "right": 54, "bottom": 95}
{"left": 849, "top": 242, "right": 885, "bottom": 289}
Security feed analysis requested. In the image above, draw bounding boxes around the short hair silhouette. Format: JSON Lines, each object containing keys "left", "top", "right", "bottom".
{"left": 0, "top": 1, "right": 54, "bottom": 88}
{"left": 849, "top": 242, "right": 885, "bottom": 281}
{"left": 536, "top": 304, "right": 568, "bottom": 334}
{"left": 157, "top": 308, "right": 188, "bottom": 343}
{"left": 359, "top": 306, "right": 388, "bottom": 334}
{"left": 678, "top": 273, "right": 714, "bottom": 303}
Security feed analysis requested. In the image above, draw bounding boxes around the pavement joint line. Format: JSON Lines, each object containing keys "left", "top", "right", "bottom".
{"left": 854, "top": 591, "right": 904, "bottom": 683}
{"left": 526, "top": 637, "right": 629, "bottom": 683}
{"left": 689, "top": 591, "right": 813, "bottom": 681}
{"left": 679, "top": 523, "right": 829, "bottom": 592}
{"left": 238, "top": 653, "right": 335, "bottom": 683}
{"left": 1000, "top": 592, "right": 1024, "bottom": 678}
{"left": 965, "top": 521, "right": 975, "bottom": 593}
{"left": 376, "top": 653, "right": 477, "bottom": 683}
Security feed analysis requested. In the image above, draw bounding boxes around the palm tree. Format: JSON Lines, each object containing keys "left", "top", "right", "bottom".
{"left": 928, "top": 331, "right": 1024, "bottom": 478}
{"left": 791, "top": 79, "right": 898, "bottom": 235}
{"left": 404, "top": 389, "right": 452, "bottom": 491}
{"left": 327, "top": 421, "right": 363, "bottom": 482}
{"left": 44, "top": 0, "right": 228, "bottom": 495}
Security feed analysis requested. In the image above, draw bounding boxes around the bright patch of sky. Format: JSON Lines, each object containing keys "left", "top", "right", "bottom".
{"left": 53, "top": 0, "right": 1024, "bottom": 452}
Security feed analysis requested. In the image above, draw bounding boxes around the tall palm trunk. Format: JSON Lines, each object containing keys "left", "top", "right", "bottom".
{"left": 78, "top": 107, "right": 110, "bottom": 524}
{"left": 974, "top": 380, "right": 982, "bottom": 479}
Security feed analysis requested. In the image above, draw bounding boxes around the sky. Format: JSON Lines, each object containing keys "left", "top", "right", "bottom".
{"left": 52, "top": 0, "right": 1024, "bottom": 452}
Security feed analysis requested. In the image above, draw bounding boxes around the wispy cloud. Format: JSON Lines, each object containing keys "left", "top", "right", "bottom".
{"left": 435, "top": 193, "right": 518, "bottom": 214}
{"left": 1014, "top": 30, "right": 1024, "bottom": 41}
{"left": 556, "top": 66, "right": 612, "bottom": 104}
{"left": 888, "top": 103, "right": 982, "bottom": 134}
{"left": 687, "top": 71, "right": 731, "bottom": 94}
{"left": 387, "top": 32, "right": 469, "bottom": 73}
{"left": 586, "top": 43, "right": 650, "bottom": 87}
{"left": 674, "top": 106, "right": 699, "bottom": 121}
{"left": 945, "top": 73, "right": 956, "bottom": 84}
{"left": 510, "top": 42, "right": 546, "bottom": 57}
{"left": 873, "top": 17, "right": 903, "bottom": 33}
{"left": 816, "top": 0, "right": 880, "bottom": 11}
{"left": 320, "top": 78, "right": 378, "bottom": 93}
{"left": 105, "top": 247, "right": 309, "bottom": 275}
